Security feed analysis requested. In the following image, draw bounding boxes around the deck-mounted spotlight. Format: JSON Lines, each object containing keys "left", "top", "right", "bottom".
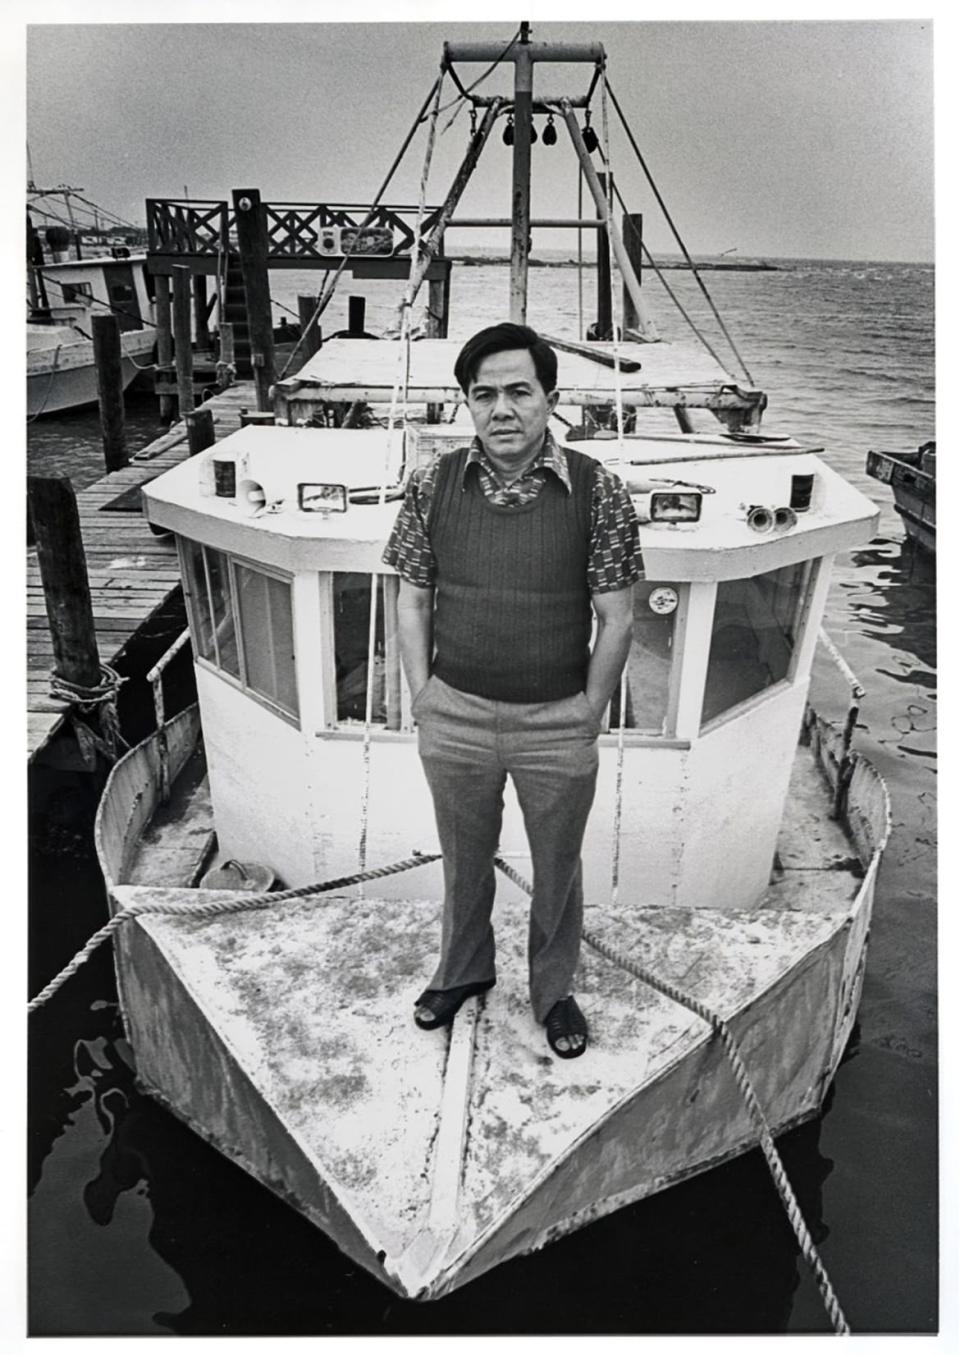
{"left": 542, "top": 114, "right": 557, "bottom": 146}
{"left": 503, "top": 115, "right": 515, "bottom": 146}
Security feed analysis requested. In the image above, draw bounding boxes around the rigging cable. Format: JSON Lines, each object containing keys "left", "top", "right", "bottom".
{"left": 603, "top": 78, "right": 754, "bottom": 386}
{"left": 591, "top": 158, "right": 731, "bottom": 375}
{"left": 438, "top": 25, "right": 521, "bottom": 126}
{"left": 597, "top": 62, "right": 632, "bottom": 804}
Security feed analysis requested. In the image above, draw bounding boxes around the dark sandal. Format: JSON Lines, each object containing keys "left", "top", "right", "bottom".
{"left": 545, "top": 996, "right": 588, "bottom": 1059}
{"left": 414, "top": 979, "right": 495, "bottom": 1031}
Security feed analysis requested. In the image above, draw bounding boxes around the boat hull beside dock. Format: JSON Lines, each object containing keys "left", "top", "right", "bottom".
{"left": 27, "top": 325, "right": 156, "bottom": 418}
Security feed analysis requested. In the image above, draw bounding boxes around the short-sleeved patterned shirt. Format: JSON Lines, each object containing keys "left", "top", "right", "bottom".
{"left": 382, "top": 432, "right": 642, "bottom": 594}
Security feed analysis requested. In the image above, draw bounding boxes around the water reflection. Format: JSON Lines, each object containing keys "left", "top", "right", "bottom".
{"left": 846, "top": 538, "right": 936, "bottom": 676}
{"left": 29, "top": 952, "right": 840, "bottom": 1335}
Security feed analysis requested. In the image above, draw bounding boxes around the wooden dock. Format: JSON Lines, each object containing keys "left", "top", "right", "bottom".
{"left": 27, "top": 381, "right": 258, "bottom": 761}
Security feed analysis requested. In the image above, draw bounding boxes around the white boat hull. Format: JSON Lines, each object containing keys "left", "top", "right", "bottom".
{"left": 27, "top": 326, "right": 155, "bottom": 418}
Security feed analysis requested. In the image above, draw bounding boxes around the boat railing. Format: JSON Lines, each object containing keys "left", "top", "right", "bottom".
{"left": 146, "top": 627, "right": 192, "bottom": 802}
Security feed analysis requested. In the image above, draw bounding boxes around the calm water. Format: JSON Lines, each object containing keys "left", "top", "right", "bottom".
{"left": 27, "top": 258, "right": 937, "bottom": 1334}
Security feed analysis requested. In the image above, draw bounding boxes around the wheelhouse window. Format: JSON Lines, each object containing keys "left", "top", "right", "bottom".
{"left": 700, "top": 561, "right": 812, "bottom": 727}
{"left": 61, "top": 281, "right": 93, "bottom": 304}
{"left": 332, "top": 573, "right": 401, "bottom": 728}
{"left": 180, "top": 540, "right": 298, "bottom": 722}
{"left": 619, "top": 581, "right": 680, "bottom": 734}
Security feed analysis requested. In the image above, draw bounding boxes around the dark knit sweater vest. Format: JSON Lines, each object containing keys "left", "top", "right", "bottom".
{"left": 428, "top": 446, "right": 595, "bottom": 702}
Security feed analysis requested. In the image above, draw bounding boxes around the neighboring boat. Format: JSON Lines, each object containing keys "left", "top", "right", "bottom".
{"left": 866, "top": 441, "right": 936, "bottom": 553}
{"left": 28, "top": 205, "right": 156, "bottom": 417}
{"left": 28, "top": 313, "right": 156, "bottom": 419}
{"left": 92, "top": 31, "right": 890, "bottom": 1304}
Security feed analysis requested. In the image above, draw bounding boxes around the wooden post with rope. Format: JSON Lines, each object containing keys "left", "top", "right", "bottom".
{"left": 172, "top": 265, "right": 195, "bottom": 417}
{"left": 27, "top": 475, "right": 101, "bottom": 692}
{"left": 92, "top": 313, "right": 128, "bottom": 473}
{"left": 154, "top": 273, "right": 176, "bottom": 421}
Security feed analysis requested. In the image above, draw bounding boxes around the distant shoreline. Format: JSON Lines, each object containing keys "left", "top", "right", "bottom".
{"left": 447, "top": 256, "right": 778, "bottom": 271}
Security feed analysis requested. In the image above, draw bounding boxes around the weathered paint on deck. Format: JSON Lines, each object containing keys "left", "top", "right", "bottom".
{"left": 96, "top": 718, "right": 888, "bottom": 1300}
{"left": 27, "top": 382, "right": 258, "bottom": 760}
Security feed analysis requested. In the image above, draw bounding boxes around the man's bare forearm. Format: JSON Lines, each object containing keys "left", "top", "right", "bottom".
{"left": 585, "top": 587, "right": 634, "bottom": 715}
{"left": 396, "top": 579, "right": 434, "bottom": 700}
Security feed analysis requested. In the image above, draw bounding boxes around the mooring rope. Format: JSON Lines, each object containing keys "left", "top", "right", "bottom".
{"left": 492, "top": 854, "right": 850, "bottom": 1335}
{"left": 48, "top": 662, "right": 128, "bottom": 762}
{"left": 27, "top": 850, "right": 441, "bottom": 1015}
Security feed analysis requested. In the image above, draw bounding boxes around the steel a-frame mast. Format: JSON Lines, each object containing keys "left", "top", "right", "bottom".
{"left": 444, "top": 25, "right": 605, "bottom": 325}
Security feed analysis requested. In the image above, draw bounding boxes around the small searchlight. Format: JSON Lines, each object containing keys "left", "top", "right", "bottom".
{"left": 650, "top": 491, "right": 701, "bottom": 523}
{"left": 298, "top": 483, "right": 348, "bottom": 514}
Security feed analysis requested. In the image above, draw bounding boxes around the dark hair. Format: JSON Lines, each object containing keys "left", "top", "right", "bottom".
{"left": 454, "top": 322, "right": 558, "bottom": 396}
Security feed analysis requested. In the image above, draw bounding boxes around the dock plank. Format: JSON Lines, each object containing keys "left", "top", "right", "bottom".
{"left": 27, "top": 381, "right": 255, "bottom": 760}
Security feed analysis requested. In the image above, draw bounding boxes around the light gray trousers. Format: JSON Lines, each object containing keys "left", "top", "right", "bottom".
{"left": 414, "top": 675, "right": 600, "bottom": 1023}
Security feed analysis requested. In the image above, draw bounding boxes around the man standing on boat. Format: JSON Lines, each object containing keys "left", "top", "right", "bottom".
{"left": 383, "top": 323, "right": 640, "bottom": 1058}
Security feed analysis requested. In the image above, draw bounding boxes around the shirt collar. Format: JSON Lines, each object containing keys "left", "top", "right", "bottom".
{"left": 463, "top": 431, "right": 571, "bottom": 493}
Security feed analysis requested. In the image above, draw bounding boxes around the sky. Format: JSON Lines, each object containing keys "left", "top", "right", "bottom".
{"left": 19, "top": 11, "right": 935, "bottom": 264}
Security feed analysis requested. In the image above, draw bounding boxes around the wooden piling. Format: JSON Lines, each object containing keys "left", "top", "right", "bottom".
{"left": 185, "top": 408, "right": 216, "bottom": 456}
{"left": 219, "top": 321, "right": 236, "bottom": 372}
{"left": 596, "top": 174, "right": 613, "bottom": 340}
{"left": 92, "top": 314, "right": 128, "bottom": 472}
{"left": 348, "top": 296, "right": 367, "bottom": 336}
{"left": 172, "top": 265, "right": 195, "bottom": 417}
{"left": 426, "top": 259, "right": 451, "bottom": 340}
{"left": 193, "top": 273, "right": 211, "bottom": 352}
{"left": 154, "top": 273, "right": 176, "bottom": 421}
{"left": 622, "top": 212, "right": 644, "bottom": 334}
{"left": 297, "top": 295, "right": 321, "bottom": 362}
{"left": 27, "top": 476, "right": 101, "bottom": 689}
{"left": 232, "top": 188, "right": 275, "bottom": 413}
{"left": 426, "top": 258, "right": 451, "bottom": 423}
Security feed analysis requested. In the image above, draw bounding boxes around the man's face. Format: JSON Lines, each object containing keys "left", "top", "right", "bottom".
{"left": 466, "top": 348, "right": 558, "bottom": 472}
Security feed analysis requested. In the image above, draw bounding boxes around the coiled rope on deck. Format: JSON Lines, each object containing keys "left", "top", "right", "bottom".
{"left": 492, "top": 854, "right": 850, "bottom": 1337}
{"left": 27, "top": 850, "right": 441, "bottom": 1015}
